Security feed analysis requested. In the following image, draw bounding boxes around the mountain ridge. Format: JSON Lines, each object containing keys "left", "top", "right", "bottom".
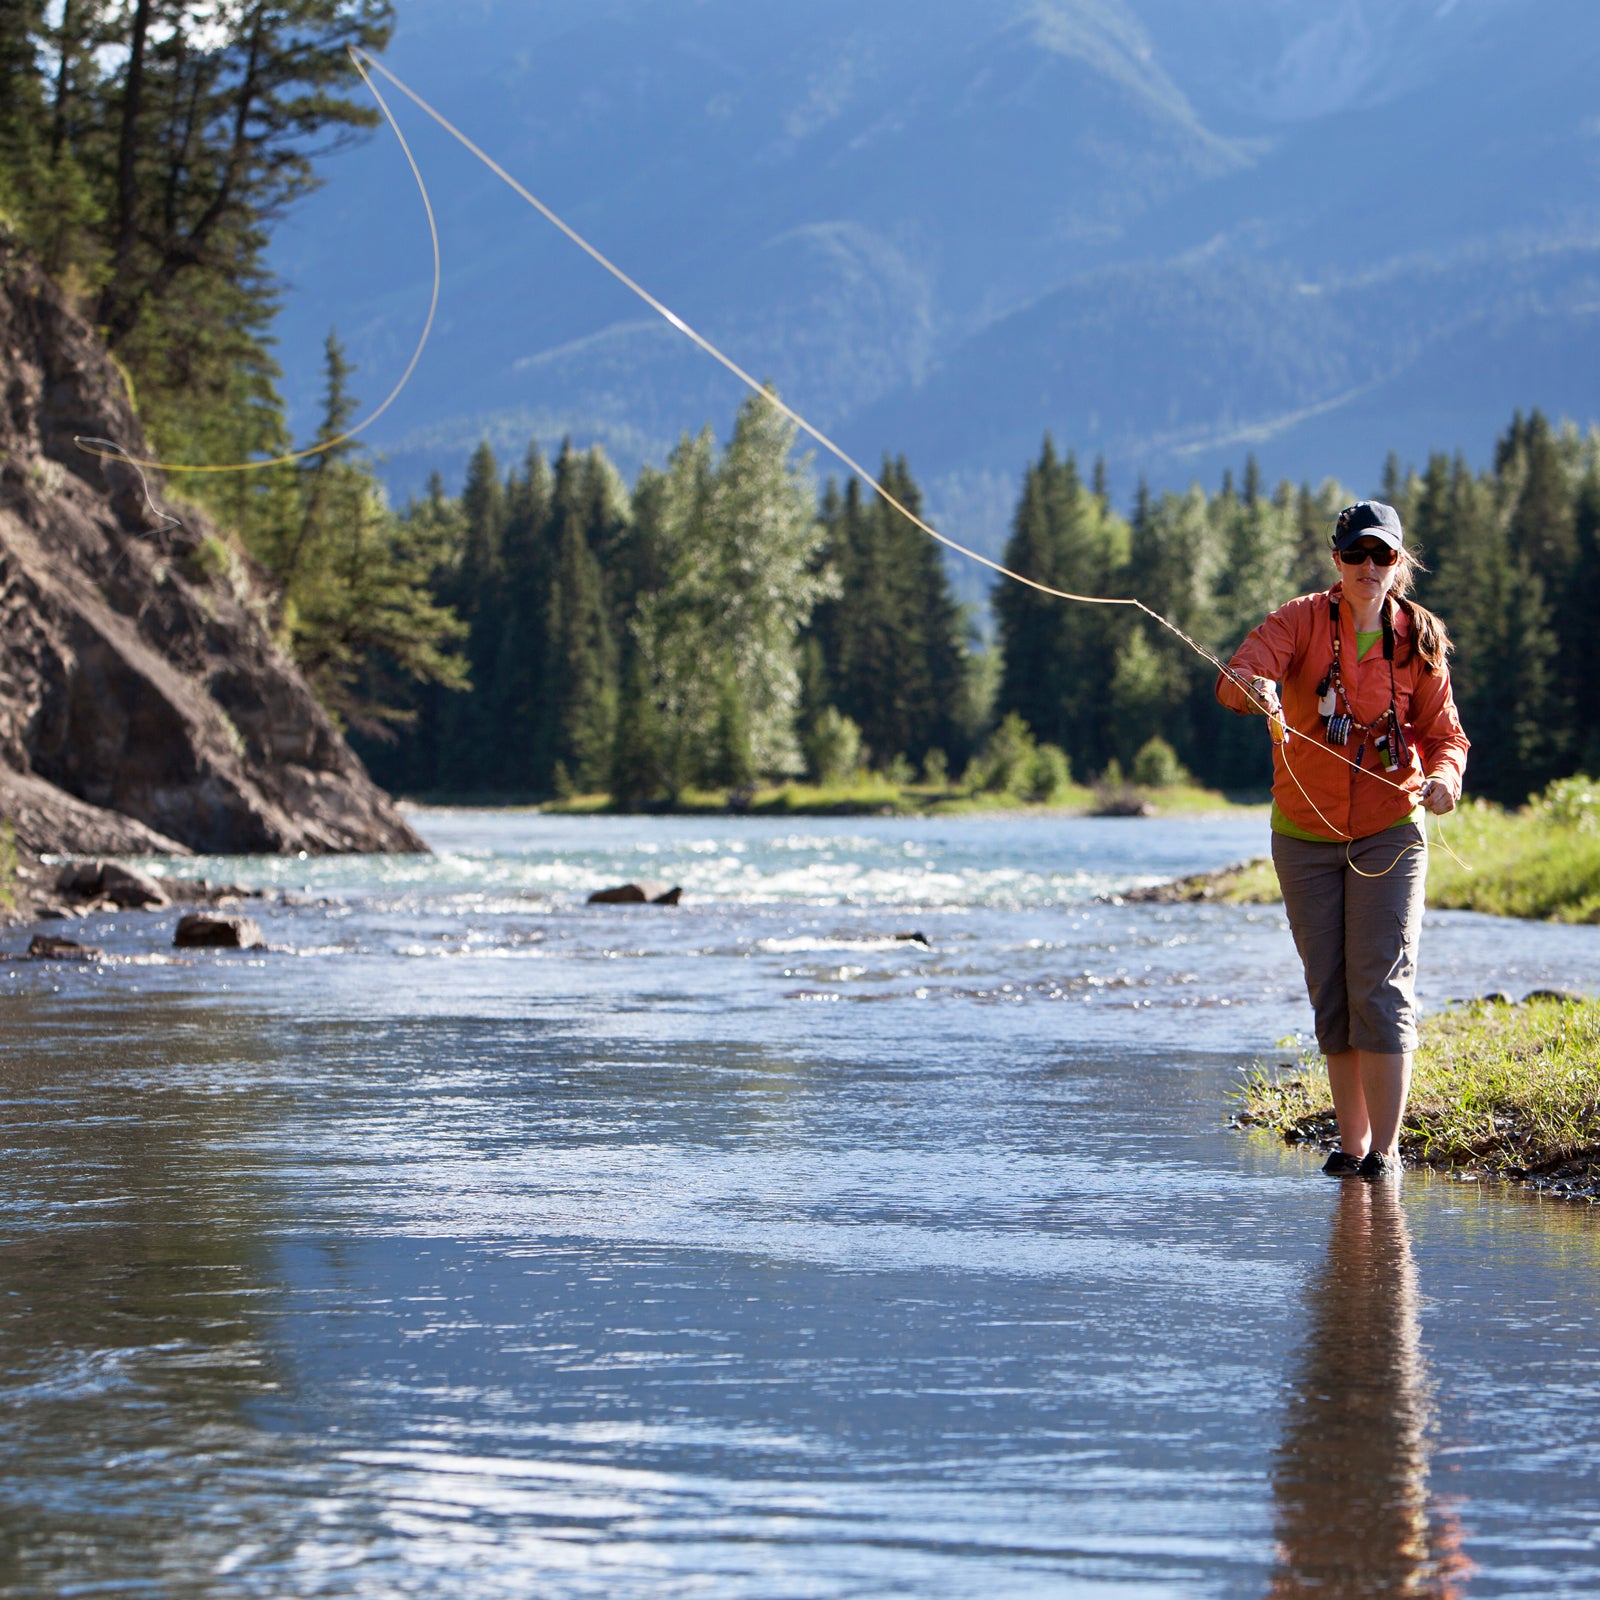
{"left": 267, "top": 0, "right": 1600, "bottom": 571}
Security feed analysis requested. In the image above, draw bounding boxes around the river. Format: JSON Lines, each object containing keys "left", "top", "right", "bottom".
{"left": 2, "top": 811, "right": 1598, "bottom": 1597}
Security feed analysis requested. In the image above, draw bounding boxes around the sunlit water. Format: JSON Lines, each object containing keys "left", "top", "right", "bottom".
{"left": 2, "top": 811, "right": 1598, "bottom": 1598}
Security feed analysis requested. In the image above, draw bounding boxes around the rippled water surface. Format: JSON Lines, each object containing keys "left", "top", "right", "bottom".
{"left": 3, "top": 811, "right": 1599, "bottom": 1597}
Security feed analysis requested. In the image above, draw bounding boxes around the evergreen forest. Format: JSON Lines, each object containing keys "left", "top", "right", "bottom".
{"left": 354, "top": 408, "right": 1600, "bottom": 811}
{"left": 3, "top": 7, "right": 1598, "bottom": 810}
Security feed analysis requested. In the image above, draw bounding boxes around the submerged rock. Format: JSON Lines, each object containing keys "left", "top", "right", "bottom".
{"left": 587, "top": 882, "right": 683, "bottom": 905}
{"left": 173, "top": 913, "right": 266, "bottom": 949}
{"left": 27, "top": 933, "right": 103, "bottom": 961}
{"left": 56, "top": 859, "right": 169, "bottom": 908}
{"left": 1092, "top": 789, "right": 1158, "bottom": 818}
{"left": 160, "top": 877, "right": 264, "bottom": 905}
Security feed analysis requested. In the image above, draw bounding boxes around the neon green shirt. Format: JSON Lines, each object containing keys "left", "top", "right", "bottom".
{"left": 1269, "top": 629, "right": 1424, "bottom": 841}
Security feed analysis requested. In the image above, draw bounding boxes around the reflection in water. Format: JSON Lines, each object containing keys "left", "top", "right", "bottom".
{"left": 1270, "top": 1183, "right": 1472, "bottom": 1598}
{"left": 0, "top": 995, "right": 297, "bottom": 1592}
{"left": 4, "top": 815, "right": 1600, "bottom": 1595}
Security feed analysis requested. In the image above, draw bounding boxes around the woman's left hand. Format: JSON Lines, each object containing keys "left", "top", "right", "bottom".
{"left": 1419, "top": 776, "right": 1456, "bottom": 815}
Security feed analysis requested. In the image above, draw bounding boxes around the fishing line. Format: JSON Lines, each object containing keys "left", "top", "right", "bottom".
{"left": 341, "top": 48, "right": 1467, "bottom": 869}
{"left": 72, "top": 49, "right": 440, "bottom": 477}
{"left": 75, "top": 436, "right": 181, "bottom": 530}
{"left": 70, "top": 44, "right": 1470, "bottom": 871}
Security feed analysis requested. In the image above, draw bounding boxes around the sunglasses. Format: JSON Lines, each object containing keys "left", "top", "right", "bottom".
{"left": 1337, "top": 541, "right": 1399, "bottom": 567}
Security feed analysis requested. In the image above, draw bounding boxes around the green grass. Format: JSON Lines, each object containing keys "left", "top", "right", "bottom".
{"left": 1240, "top": 996, "right": 1600, "bottom": 1175}
{"left": 0, "top": 821, "right": 16, "bottom": 913}
{"left": 1170, "top": 784, "right": 1600, "bottom": 923}
{"left": 1205, "top": 857, "right": 1281, "bottom": 903}
{"left": 1424, "top": 799, "right": 1600, "bottom": 922}
{"left": 538, "top": 777, "right": 1250, "bottom": 819}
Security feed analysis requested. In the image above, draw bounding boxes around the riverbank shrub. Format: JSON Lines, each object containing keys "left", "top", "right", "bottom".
{"left": 805, "top": 708, "right": 863, "bottom": 785}
{"left": 963, "top": 712, "right": 1033, "bottom": 794}
{"left": 1027, "top": 743, "right": 1073, "bottom": 802}
{"left": 959, "top": 712, "right": 1073, "bottom": 802}
{"left": 1131, "top": 736, "right": 1188, "bottom": 789}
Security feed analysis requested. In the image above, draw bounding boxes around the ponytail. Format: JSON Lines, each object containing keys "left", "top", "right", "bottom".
{"left": 1396, "top": 596, "right": 1451, "bottom": 674}
{"left": 1388, "top": 547, "right": 1451, "bottom": 673}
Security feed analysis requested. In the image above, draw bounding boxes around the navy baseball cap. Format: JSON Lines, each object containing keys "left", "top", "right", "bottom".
{"left": 1333, "top": 500, "right": 1404, "bottom": 551}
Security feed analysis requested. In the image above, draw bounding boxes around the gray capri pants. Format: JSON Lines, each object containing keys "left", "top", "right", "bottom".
{"left": 1270, "top": 820, "right": 1428, "bottom": 1056}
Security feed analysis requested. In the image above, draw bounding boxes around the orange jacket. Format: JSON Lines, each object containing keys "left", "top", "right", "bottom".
{"left": 1214, "top": 586, "right": 1470, "bottom": 840}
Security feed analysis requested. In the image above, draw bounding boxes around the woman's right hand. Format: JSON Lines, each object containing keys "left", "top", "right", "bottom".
{"left": 1247, "top": 675, "right": 1282, "bottom": 722}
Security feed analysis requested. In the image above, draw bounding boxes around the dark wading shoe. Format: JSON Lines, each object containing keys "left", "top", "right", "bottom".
{"left": 1321, "top": 1150, "right": 1364, "bottom": 1176}
{"left": 1358, "top": 1150, "right": 1404, "bottom": 1181}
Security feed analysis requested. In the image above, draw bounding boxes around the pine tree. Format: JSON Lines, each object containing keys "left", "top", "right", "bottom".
{"left": 1424, "top": 454, "right": 1560, "bottom": 800}
{"left": 882, "top": 455, "right": 968, "bottom": 767}
{"left": 276, "top": 337, "right": 466, "bottom": 738}
{"left": 358, "top": 471, "right": 468, "bottom": 794}
{"left": 489, "top": 441, "right": 554, "bottom": 792}
{"left": 529, "top": 442, "right": 616, "bottom": 792}
{"left": 1381, "top": 450, "right": 1405, "bottom": 507}
{"left": 812, "top": 457, "right": 967, "bottom": 771}
{"left": 0, "top": 2, "right": 50, "bottom": 236}
{"left": 430, "top": 440, "right": 507, "bottom": 790}
{"left": 995, "top": 439, "right": 1126, "bottom": 774}
{"left": 610, "top": 644, "right": 669, "bottom": 805}
{"left": 94, "top": 0, "right": 396, "bottom": 349}
{"left": 1405, "top": 454, "right": 1455, "bottom": 587}
{"left": 995, "top": 450, "right": 1067, "bottom": 749}
{"left": 275, "top": 330, "right": 357, "bottom": 584}
{"left": 1507, "top": 411, "right": 1581, "bottom": 743}
{"left": 457, "top": 440, "right": 507, "bottom": 616}
{"left": 1572, "top": 452, "right": 1600, "bottom": 772}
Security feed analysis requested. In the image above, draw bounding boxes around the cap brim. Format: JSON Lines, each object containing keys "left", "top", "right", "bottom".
{"left": 1334, "top": 526, "right": 1402, "bottom": 551}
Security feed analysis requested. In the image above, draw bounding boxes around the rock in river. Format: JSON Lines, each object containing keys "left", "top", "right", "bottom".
{"left": 27, "top": 934, "right": 103, "bottom": 961}
{"left": 56, "top": 859, "right": 170, "bottom": 908}
{"left": 173, "top": 914, "right": 266, "bottom": 950}
{"left": 587, "top": 882, "right": 683, "bottom": 905}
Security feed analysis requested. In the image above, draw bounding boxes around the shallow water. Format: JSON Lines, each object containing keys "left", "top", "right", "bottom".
{"left": 2, "top": 811, "right": 1598, "bottom": 1597}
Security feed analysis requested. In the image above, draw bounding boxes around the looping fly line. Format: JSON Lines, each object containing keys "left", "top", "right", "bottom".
{"left": 76, "top": 44, "right": 1468, "bottom": 872}
{"left": 74, "top": 50, "right": 439, "bottom": 477}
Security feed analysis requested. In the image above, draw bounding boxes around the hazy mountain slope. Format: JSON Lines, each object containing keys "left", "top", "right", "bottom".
{"left": 266, "top": 0, "right": 1600, "bottom": 558}
{"left": 272, "top": 1, "right": 1243, "bottom": 447}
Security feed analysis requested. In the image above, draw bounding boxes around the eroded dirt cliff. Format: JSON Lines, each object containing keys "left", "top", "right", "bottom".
{"left": 0, "top": 234, "right": 425, "bottom": 863}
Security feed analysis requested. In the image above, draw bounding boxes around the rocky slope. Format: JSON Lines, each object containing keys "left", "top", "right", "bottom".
{"left": 0, "top": 233, "right": 425, "bottom": 871}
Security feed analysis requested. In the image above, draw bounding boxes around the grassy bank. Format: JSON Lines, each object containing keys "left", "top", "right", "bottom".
{"left": 1239, "top": 995, "right": 1600, "bottom": 1190}
{"left": 535, "top": 778, "right": 1253, "bottom": 819}
{"left": 1424, "top": 791, "right": 1600, "bottom": 921}
{"left": 1150, "top": 778, "right": 1600, "bottom": 922}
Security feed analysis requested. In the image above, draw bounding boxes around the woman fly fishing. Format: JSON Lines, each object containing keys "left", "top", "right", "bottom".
{"left": 1216, "top": 501, "right": 1470, "bottom": 1180}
